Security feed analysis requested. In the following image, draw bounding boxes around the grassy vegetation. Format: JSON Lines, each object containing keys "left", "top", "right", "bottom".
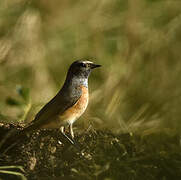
{"left": 0, "top": 0, "right": 181, "bottom": 179}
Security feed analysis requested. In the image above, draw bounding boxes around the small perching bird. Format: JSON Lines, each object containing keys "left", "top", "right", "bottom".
{"left": 0, "top": 60, "right": 101, "bottom": 152}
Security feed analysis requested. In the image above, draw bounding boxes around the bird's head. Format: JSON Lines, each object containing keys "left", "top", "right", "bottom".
{"left": 68, "top": 60, "right": 101, "bottom": 79}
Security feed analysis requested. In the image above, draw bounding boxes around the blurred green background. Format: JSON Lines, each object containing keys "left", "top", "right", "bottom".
{"left": 0, "top": 0, "right": 181, "bottom": 135}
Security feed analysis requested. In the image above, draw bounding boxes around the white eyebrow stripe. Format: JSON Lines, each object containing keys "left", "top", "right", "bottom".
{"left": 82, "top": 61, "right": 93, "bottom": 64}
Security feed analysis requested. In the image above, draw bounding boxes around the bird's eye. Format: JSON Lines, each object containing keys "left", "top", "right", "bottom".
{"left": 80, "top": 63, "right": 87, "bottom": 68}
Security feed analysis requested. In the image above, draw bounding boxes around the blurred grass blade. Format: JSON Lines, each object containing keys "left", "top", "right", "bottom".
{"left": 0, "top": 166, "right": 25, "bottom": 172}
{"left": 0, "top": 165, "right": 26, "bottom": 180}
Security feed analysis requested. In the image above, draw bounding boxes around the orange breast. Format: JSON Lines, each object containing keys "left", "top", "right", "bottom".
{"left": 41, "top": 85, "right": 89, "bottom": 129}
{"left": 60, "top": 85, "right": 89, "bottom": 124}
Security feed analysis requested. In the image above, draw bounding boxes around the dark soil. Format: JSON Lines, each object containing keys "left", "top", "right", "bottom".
{"left": 0, "top": 124, "right": 181, "bottom": 180}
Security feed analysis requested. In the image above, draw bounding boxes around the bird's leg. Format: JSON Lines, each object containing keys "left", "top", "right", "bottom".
{"left": 60, "top": 126, "right": 65, "bottom": 134}
{"left": 59, "top": 125, "right": 75, "bottom": 145}
{"left": 69, "top": 123, "right": 74, "bottom": 139}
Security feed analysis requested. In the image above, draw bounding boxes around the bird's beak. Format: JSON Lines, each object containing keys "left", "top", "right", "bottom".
{"left": 90, "top": 63, "right": 101, "bottom": 69}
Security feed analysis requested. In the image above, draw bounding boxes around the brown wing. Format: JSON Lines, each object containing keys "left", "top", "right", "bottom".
{"left": 26, "top": 86, "right": 82, "bottom": 131}
{"left": 0, "top": 87, "right": 82, "bottom": 152}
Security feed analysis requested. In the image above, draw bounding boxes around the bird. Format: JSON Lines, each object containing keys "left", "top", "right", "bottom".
{"left": 0, "top": 60, "right": 101, "bottom": 152}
